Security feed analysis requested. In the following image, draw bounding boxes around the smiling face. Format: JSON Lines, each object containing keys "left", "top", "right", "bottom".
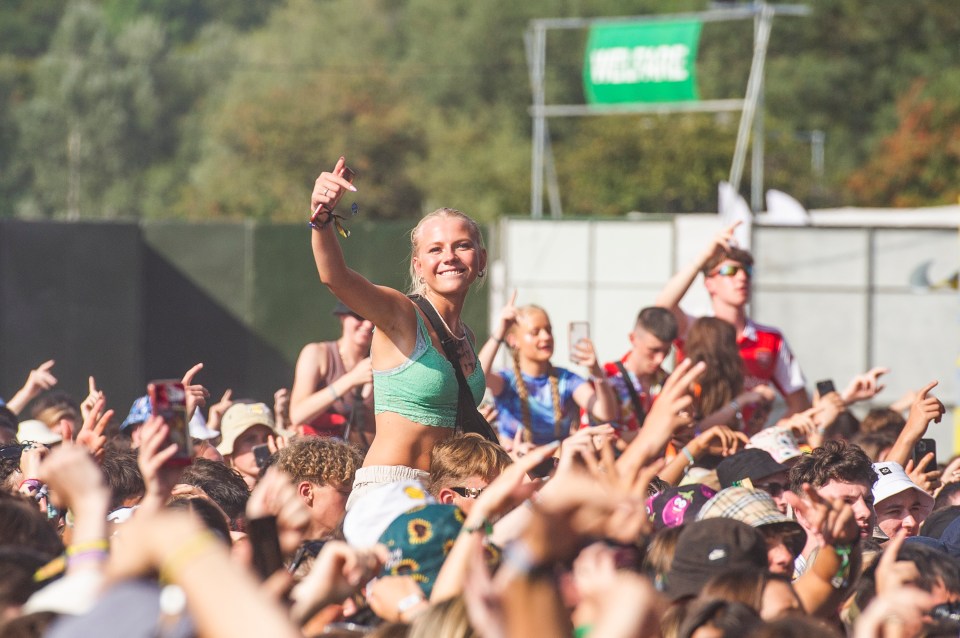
{"left": 411, "top": 213, "right": 486, "bottom": 297}
{"left": 509, "top": 307, "right": 554, "bottom": 364}
{"left": 341, "top": 314, "right": 373, "bottom": 351}
{"left": 876, "top": 488, "right": 931, "bottom": 538}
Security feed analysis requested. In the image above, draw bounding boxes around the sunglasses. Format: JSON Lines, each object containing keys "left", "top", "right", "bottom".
{"left": 709, "top": 264, "right": 753, "bottom": 278}
{"left": 451, "top": 486, "right": 485, "bottom": 499}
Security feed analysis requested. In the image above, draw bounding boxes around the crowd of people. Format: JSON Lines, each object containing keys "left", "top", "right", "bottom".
{"left": 0, "top": 155, "right": 955, "bottom": 638}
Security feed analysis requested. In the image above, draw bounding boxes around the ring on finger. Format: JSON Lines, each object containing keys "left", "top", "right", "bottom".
{"left": 323, "top": 188, "right": 330, "bottom": 196}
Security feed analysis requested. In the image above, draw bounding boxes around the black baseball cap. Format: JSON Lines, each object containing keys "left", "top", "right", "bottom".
{"left": 663, "top": 518, "right": 768, "bottom": 600}
{"left": 332, "top": 301, "right": 365, "bottom": 321}
{"left": 716, "top": 449, "right": 788, "bottom": 489}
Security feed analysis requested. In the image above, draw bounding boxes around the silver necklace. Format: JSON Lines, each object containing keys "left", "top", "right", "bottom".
{"left": 424, "top": 295, "right": 467, "bottom": 341}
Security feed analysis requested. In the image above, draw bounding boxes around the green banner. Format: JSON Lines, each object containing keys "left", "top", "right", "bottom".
{"left": 583, "top": 20, "right": 702, "bottom": 105}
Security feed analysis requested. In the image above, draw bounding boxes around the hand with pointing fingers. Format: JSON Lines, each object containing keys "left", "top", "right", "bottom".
{"left": 181, "top": 363, "right": 211, "bottom": 421}
{"left": 784, "top": 483, "right": 860, "bottom": 547}
{"left": 904, "top": 380, "right": 945, "bottom": 435}
{"left": 841, "top": 367, "right": 889, "bottom": 405}
{"left": 6, "top": 359, "right": 58, "bottom": 416}
{"left": 80, "top": 375, "right": 105, "bottom": 421}
{"left": 904, "top": 452, "right": 940, "bottom": 494}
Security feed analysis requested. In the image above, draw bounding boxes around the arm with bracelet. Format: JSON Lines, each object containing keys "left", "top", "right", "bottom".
{"left": 39, "top": 446, "right": 111, "bottom": 574}
{"left": 430, "top": 442, "right": 558, "bottom": 603}
{"left": 658, "top": 424, "right": 748, "bottom": 486}
{"left": 787, "top": 484, "right": 863, "bottom": 617}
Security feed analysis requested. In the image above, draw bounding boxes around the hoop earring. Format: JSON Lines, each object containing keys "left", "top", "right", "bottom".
{"left": 417, "top": 276, "right": 425, "bottom": 285}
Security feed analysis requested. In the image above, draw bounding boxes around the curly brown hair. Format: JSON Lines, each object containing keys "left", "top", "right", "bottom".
{"left": 274, "top": 437, "right": 363, "bottom": 489}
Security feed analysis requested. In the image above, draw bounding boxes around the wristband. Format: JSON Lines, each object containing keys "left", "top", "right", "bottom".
{"left": 397, "top": 592, "right": 426, "bottom": 614}
{"left": 328, "top": 384, "right": 341, "bottom": 401}
{"left": 66, "top": 539, "right": 109, "bottom": 556}
{"left": 502, "top": 539, "right": 554, "bottom": 579}
{"left": 461, "top": 517, "right": 493, "bottom": 536}
{"left": 308, "top": 206, "right": 333, "bottom": 231}
{"left": 680, "top": 446, "right": 695, "bottom": 464}
{"left": 830, "top": 544, "right": 853, "bottom": 589}
{"left": 67, "top": 549, "right": 109, "bottom": 567}
{"left": 160, "top": 531, "right": 219, "bottom": 584}
{"left": 730, "top": 400, "right": 743, "bottom": 423}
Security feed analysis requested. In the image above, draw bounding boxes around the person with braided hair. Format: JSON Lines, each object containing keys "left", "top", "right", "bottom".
{"left": 478, "top": 293, "right": 617, "bottom": 449}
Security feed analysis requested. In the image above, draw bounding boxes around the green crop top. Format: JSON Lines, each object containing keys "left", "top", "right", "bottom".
{"left": 374, "top": 312, "right": 486, "bottom": 428}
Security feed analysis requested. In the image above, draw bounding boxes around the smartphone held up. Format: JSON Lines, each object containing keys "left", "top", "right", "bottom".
{"left": 147, "top": 379, "right": 192, "bottom": 466}
{"left": 568, "top": 321, "right": 590, "bottom": 364}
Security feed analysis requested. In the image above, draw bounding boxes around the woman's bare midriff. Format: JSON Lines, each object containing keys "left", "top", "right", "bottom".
{"left": 362, "top": 412, "right": 454, "bottom": 471}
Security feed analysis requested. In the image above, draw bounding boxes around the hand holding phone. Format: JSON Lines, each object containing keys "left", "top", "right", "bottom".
{"left": 253, "top": 444, "right": 272, "bottom": 471}
{"left": 815, "top": 379, "right": 836, "bottom": 397}
{"left": 569, "top": 321, "right": 590, "bottom": 364}
{"left": 913, "top": 438, "right": 937, "bottom": 468}
{"left": 148, "top": 380, "right": 191, "bottom": 466}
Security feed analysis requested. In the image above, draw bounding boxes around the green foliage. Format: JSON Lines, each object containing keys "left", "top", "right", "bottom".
{"left": 5, "top": 0, "right": 960, "bottom": 218}
{"left": 847, "top": 73, "right": 960, "bottom": 207}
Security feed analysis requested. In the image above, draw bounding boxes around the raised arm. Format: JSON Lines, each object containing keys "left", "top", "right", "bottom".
{"left": 477, "top": 290, "right": 518, "bottom": 396}
{"left": 310, "top": 157, "right": 413, "bottom": 339}
{"left": 887, "top": 381, "right": 945, "bottom": 468}
{"left": 654, "top": 222, "right": 741, "bottom": 337}
{"left": 571, "top": 337, "right": 618, "bottom": 423}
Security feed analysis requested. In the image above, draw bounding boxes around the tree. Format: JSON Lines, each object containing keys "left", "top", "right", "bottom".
{"left": 846, "top": 74, "right": 960, "bottom": 207}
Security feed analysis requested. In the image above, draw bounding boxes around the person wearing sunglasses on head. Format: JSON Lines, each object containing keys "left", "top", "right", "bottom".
{"left": 655, "top": 222, "right": 811, "bottom": 419}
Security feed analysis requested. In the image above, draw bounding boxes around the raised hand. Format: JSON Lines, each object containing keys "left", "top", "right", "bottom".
{"left": 6, "top": 359, "right": 58, "bottom": 415}
{"left": 80, "top": 376, "right": 105, "bottom": 421}
{"left": 273, "top": 388, "right": 291, "bottom": 432}
{"left": 75, "top": 395, "right": 112, "bottom": 462}
{"left": 841, "top": 367, "right": 889, "bottom": 404}
{"left": 494, "top": 290, "right": 519, "bottom": 343}
{"left": 618, "top": 359, "right": 706, "bottom": 475}
{"left": 905, "top": 381, "right": 946, "bottom": 433}
{"left": 904, "top": 452, "right": 940, "bottom": 494}
{"left": 136, "top": 416, "right": 183, "bottom": 513}
{"left": 784, "top": 483, "right": 859, "bottom": 547}
{"left": 181, "top": 363, "right": 211, "bottom": 421}
{"left": 311, "top": 157, "right": 357, "bottom": 217}
{"left": 206, "top": 389, "right": 233, "bottom": 433}
{"left": 246, "top": 468, "right": 311, "bottom": 555}
{"left": 290, "top": 541, "right": 388, "bottom": 623}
